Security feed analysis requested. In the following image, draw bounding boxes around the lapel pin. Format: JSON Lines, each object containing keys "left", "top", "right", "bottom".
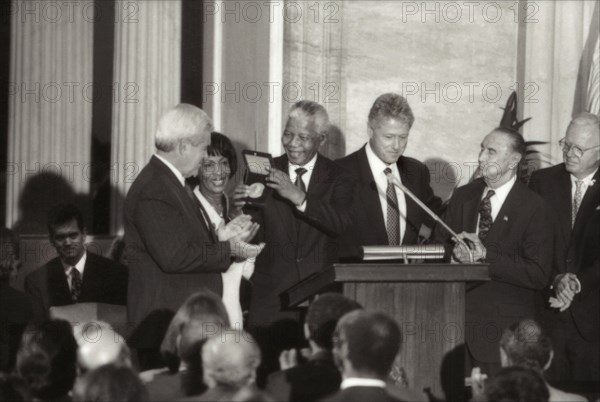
{"left": 595, "top": 205, "right": 600, "bottom": 211}
{"left": 503, "top": 216, "right": 508, "bottom": 222}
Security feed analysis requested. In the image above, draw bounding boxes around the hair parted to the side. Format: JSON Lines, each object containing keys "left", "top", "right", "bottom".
{"left": 485, "top": 366, "right": 549, "bottom": 402}
{"left": 47, "top": 203, "right": 85, "bottom": 236}
{"left": 289, "top": 100, "right": 330, "bottom": 137}
{"left": 368, "top": 93, "right": 415, "bottom": 129}
{"left": 155, "top": 103, "right": 213, "bottom": 152}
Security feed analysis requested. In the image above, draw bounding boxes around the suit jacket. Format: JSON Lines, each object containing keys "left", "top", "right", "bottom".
{"left": 247, "top": 154, "right": 354, "bottom": 327}
{"left": 437, "top": 178, "right": 552, "bottom": 363}
{"left": 322, "top": 386, "right": 407, "bottom": 402}
{"left": 337, "top": 146, "right": 442, "bottom": 257}
{"left": 24, "top": 253, "right": 127, "bottom": 322}
{"left": 125, "top": 156, "right": 231, "bottom": 348}
{"left": 0, "top": 283, "right": 33, "bottom": 371}
{"left": 529, "top": 164, "right": 600, "bottom": 341}
{"left": 266, "top": 350, "right": 341, "bottom": 402}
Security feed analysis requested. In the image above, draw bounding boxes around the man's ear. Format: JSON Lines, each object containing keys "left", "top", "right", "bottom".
{"left": 367, "top": 123, "right": 374, "bottom": 138}
{"left": 544, "top": 350, "right": 554, "bottom": 371}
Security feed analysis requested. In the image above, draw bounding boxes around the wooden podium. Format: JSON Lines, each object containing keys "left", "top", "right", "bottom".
{"left": 283, "top": 263, "right": 489, "bottom": 399}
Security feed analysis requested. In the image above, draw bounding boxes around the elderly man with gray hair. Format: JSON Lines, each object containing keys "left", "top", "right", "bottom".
{"left": 184, "top": 330, "right": 261, "bottom": 401}
{"left": 125, "top": 104, "right": 263, "bottom": 370}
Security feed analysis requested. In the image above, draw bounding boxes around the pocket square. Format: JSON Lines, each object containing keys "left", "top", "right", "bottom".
{"left": 596, "top": 205, "right": 600, "bottom": 211}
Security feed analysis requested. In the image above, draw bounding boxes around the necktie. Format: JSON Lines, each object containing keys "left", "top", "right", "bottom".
{"left": 70, "top": 268, "right": 82, "bottom": 302}
{"left": 572, "top": 180, "right": 583, "bottom": 227}
{"left": 478, "top": 189, "right": 495, "bottom": 241}
{"left": 384, "top": 168, "right": 400, "bottom": 245}
{"left": 295, "top": 168, "right": 307, "bottom": 193}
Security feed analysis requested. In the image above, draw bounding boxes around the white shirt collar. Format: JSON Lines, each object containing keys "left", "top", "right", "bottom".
{"left": 570, "top": 168, "right": 598, "bottom": 187}
{"left": 484, "top": 174, "right": 516, "bottom": 203}
{"left": 289, "top": 153, "right": 318, "bottom": 190}
{"left": 62, "top": 250, "right": 87, "bottom": 277}
{"left": 341, "top": 378, "right": 387, "bottom": 390}
{"left": 155, "top": 154, "right": 186, "bottom": 187}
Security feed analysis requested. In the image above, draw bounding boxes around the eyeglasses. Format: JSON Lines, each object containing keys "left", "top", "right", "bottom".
{"left": 558, "top": 138, "right": 600, "bottom": 158}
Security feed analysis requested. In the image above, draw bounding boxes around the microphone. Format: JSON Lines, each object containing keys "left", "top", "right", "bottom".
{"left": 385, "top": 171, "right": 474, "bottom": 264}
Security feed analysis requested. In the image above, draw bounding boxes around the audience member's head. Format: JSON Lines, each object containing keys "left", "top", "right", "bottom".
{"left": 16, "top": 319, "right": 78, "bottom": 401}
{"left": 47, "top": 204, "right": 86, "bottom": 266}
{"left": 74, "top": 321, "right": 132, "bottom": 373}
{"left": 72, "top": 364, "right": 148, "bottom": 402}
{"left": 0, "top": 373, "right": 31, "bottom": 401}
{"left": 0, "top": 227, "right": 20, "bottom": 284}
{"left": 155, "top": 103, "right": 213, "bottom": 178}
{"left": 283, "top": 100, "right": 329, "bottom": 166}
{"left": 206, "top": 131, "right": 238, "bottom": 178}
{"left": 160, "top": 290, "right": 230, "bottom": 372}
{"left": 202, "top": 330, "right": 261, "bottom": 391}
{"left": 499, "top": 319, "right": 552, "bottom": 374}
{"left": 484, "top": 366, "right": 549, "bottom": 402}
{"left": 333, "top": 310, "right": 401, "bottom": 379}
{"left": 563, "top": 112, "right": 600, "bottom": 180}
{"left": 305, "top": 293, "right": 362, "bottom": 351}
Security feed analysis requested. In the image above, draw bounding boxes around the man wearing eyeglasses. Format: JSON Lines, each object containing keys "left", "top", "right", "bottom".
{"left": 529, "top": 112, "right": 600, "bottom": 389}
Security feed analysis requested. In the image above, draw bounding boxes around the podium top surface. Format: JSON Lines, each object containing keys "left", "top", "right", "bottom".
{"left": 283, "top": 263, "right": 489, "bottom": 308}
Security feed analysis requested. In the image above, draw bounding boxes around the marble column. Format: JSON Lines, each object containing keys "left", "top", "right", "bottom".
{"left": 110, "top": 0, "right": 181, "bottom": 234}
{"left": 283, "top": 1, "right": 345, "bottom": 159}
{"left": 6, "top": 0, "right": 94, "bottom": 232}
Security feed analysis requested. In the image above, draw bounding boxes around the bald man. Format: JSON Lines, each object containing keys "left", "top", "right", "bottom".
{"left": 529, "top": 112, "right": 600, "bottom": 388}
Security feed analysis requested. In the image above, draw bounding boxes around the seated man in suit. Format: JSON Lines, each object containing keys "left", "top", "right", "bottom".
{"left": 435, "top": 128, "right": 552, "bottom": 375}
{"left": 337, "top": 93, "right": 442, "bottom": 256}
{"left": 266, "top": 293, "right": 362, "bottom": 402}
{"left": 325, "top": 310, "right": 405, "bottom": 402}
{"left": 528, "top": 112, "right": 599, "bottom": 391}
{"left": 24, "top": 204, "right": 128, "bottom": 322}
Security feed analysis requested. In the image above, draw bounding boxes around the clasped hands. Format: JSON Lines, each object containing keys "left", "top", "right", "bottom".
{"left": 451, "top": 232, "right": 486, "bottom": 262}
{"left": 216, "top": 214, "right": 264, "bottom": 260}
{"left": 548, "top": 273, "right": 580, "bottom": 312}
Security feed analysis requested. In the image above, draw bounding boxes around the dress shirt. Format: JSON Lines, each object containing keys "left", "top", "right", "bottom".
{"left": 154, "top": 154, "right": 186, "bottom": 187}
{"left": 570, "top": 168, "right": 598, "bottom": 200}
{"left": 62, "top": 251, "right": 87, "bottom": 291}
{"left": 288, "top": 153, "right": 318, "bottom": 212}
{"left": 340, "top": 377, "right": 387, "bottom": 390}
{"left": 365, "top": 143, "right": 407, "bottom": 244}
{"left": 477, "top": 174, "right": 517, "bottom": 233}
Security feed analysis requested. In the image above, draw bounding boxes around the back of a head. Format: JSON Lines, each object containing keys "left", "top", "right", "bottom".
{"left": 368, "top": 93, "right": 415, "bottom": 129}
{"left": 160, "top": 290, "right": 230, "bottom": 372}
{"left": 202, "top": 330, "right": 261, "bottom": 391}
{"left": 155, "top": 103, "right": 213, "bottom": 152}
{"left": 75, "top": 321, "right": 131, "bottom": 372}
{"left": 0, "top": 373, "right": 31, "bottom": 401}
{"left": 305, "top": 293, "right": 362, "bottom": 350}
{"left": 0, "top": 227, "right": 20, "bottom": 283}
{"left": 72, "top": 364, "right": 148, "bottom": 402}
{"left": 485, "top": 366, "right": 549, "bottom": 402}
{"left": 499, "top": 319, "right": 551, "bottom": 373}
{"left": 336, "top": 310, "right": 401, "bottom": 378}
{"left": 16, "top": 319, "right": 78, "bottom": 400}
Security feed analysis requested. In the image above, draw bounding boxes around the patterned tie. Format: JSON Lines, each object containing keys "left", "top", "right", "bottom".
{"left": 572, "top": 180, "right": 583, "bottom": 227}
{"left": 478, "top": 189, "right": 495, "bottom": 242}
{"left": 295, "top": 168, "right": 307, "bottom": 192}
{"left": 70, "top": 268, "right": 82, "bottom": 302}
{"left": 384, "top": 168, "right": 400, "bottom": 245}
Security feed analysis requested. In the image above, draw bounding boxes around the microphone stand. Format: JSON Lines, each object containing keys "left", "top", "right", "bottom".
{"left": 385, "top": 172, "right": 474, "bottom": 264}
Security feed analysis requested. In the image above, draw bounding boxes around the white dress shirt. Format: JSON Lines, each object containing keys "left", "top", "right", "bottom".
{"left": 288, "top": 153, "right": 318, "bottom": 212}
{"left": 62, "top": 251, "right": 87, "bottom": 291}
{"left": 340, "top": 378, "right": 387, "bottom": 389}
{"left": 365, "top": 143, "right": 407, "bottom": 244}
{"left": 477, "top": 174, "right": 517, "bottom": 232}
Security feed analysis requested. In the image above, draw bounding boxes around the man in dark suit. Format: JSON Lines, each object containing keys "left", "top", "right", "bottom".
{"left": 24, "top": 204, "right": 127, "bottom": 323}
{"left": 125, "top": 104, "right": 261, "bottom": 369}
{"left": 529, "top": 112, "right": 599, "bottom": 390}
{"left": 337, "top": 93, "right": 442, "bottom": 257}
{"left": 235, "top": 101, "right": 354, "bottom": 328}
{"left": 324, "top": 310, "right": 406, "bottom": 402}
{"left": 435, "top": 128, "right": 552, "bottom": 375}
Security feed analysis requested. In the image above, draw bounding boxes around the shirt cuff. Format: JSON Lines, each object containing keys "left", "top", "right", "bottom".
{"left": 573, "top": 276, "right": 582, "bottom": 294}
{"left": 296, "top": 199, "right": 307, "bottom": 212}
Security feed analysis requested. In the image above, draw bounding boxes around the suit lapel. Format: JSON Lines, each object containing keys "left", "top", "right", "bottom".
{"left": 398, "top": 157, "right": 419, "bottom": 243}
{"left": 80, "top": 254, "right": 99, "bottom": 300}
{"left": 572, "top": 169, "right": 600, "bottom": 241}
{"left": 462, "top": 180, "right": 485, "bottom": 233}
{"left": 272, "top": 155, "right": 298, "bottom": 243}
{"left": 357, "top": 147, "right": 388, "bottom": 244}
{"left": 48, "top": 260, "right": 72, "bottom": 305}
{"left": 297, "top": 155, "right": 327, "bottom": 244}
{"left": 484, "top": 181, "right": 522, "bottom": 246}
{"left": 554, "top": 168, "right": 573, "bottom": 245}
